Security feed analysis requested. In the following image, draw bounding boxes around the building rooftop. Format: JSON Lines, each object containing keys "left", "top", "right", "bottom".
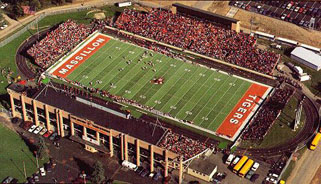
{"left": 173, "top": 3, "right": 239, "bottom": 23}
{"left": 291, "top": 47, "right": 321, "bottom": 69}
{"left": 33, "top": 86, "right": 165, "bottom": 145}
{"left": 189, "top": 155, "right": 217, "bottom": 175}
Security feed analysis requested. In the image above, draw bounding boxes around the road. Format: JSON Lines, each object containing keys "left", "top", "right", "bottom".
{"left": 287, "top": 146, "right": 321, "bottom": 184}
{"left": 0, "top": 0, "right": 119, "bottom": 41}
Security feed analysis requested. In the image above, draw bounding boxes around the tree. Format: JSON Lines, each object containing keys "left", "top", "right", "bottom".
{"left": 12, "top": 4, "right": 24, "bottom": 18}
{"left": 30, "top": 0, "right": 41, "bottom": 9}
{"left": 91, "top": 161, "right": 105, "bottom": 184}
{"left": 36, "top": 137, "right": 48, "bottom": 159}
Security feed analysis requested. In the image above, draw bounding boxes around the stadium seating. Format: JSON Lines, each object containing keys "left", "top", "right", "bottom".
{"left": 115, "top": 9, "right": 280, "bottom": 75}
{"left": 242, "top": 88, "right": 294, "bottom": 140}
{"left": 27, "top": 20, "right": 93, "bottom": 68}
{"left": 158, "top": 130, "right": 215, "bottom": 160}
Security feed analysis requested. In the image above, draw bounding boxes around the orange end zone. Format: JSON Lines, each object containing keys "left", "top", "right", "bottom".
{"left": 52, "top": 34, "right": 110, "bottom": 78}
{"left": 216, "top": 83, "right": 269, "bottom": 138}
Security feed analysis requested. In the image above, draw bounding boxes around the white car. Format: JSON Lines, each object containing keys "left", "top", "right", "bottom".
{"left": 39, "top": 128, "right": 47, "bottom": 135}
{"left": 33, "top": 126, "right": 43, "bottom": 134}
{"left": 225, "top": 154, "right": 235, "bottom": 165}
{"left": 28, "top": 125, "right": 37, "bottom": 132}
{"left": 251, "top": 162, "right": 260, "bottom": 171}
{"left": 265, "top": 177, "right": 277, "bottom": 184}
{"left": 40, "top": 167, "right": 46, "bottom": 176}
{"left": 231, "top": 156, "right": 240, "bottom": 167}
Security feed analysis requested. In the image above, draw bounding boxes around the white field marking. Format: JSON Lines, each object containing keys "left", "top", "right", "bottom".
{"left": 191, "top": 75, "right": 237, "bottom": 125}
{"left": 100, "top": 46, "right": 147, "bottom": 92}
{"left": 204, "top": 79, "right": 247, "bottom": 129}
{"left": 83, "top": 43, "right": 133, "bottom": 85}
{"left": 108, "top": 52, "right": 165, "bottom": 95}
{"left": 150, "top": 65, "right": 200, "bottom": 110}
{"left": 111, "top": 54, "right": 169, "bottom": 99}
{"left": 183, "top": 73, "right": 229, "bottom": 120}
{"left": 142, "top": 62, "right": 187, "bottom": 106}
{"left": 162, "top": 68, "right": 209, "bottom": 117}
{"left": 71, "top": 40, "right": 119, "bottom": 82}
{"left": 178, "top": 72, "right": 218, "bottom": 120}
{"left": 47, "top": 31, "right": 101, "bottom": 75}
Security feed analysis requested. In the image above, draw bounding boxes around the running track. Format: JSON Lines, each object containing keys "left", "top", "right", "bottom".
{"left": 16, "top": 30, "right": 320, "bottom": 159}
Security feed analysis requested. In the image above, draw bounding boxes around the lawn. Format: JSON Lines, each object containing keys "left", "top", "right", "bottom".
{"left": 56, "top": 34, "right": 254, "bottom": 134}
{"left": 0, "top": 124, "right": 47, "bottom": 182}
{"left": 0, "top": 5, "right": 125, "bottom": 96}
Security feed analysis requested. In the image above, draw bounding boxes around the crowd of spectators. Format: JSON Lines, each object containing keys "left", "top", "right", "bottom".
{"left": 115, "top": 9, "right": 280, "bottom": 75}
{"left": 27, "top": 20, "right": 93, "bottom": 68}
{"left": 158, "top": 130, "right": 214, "bottom": 160}
{"left": 242, "top": 88, "right": 294, "bottom": 140}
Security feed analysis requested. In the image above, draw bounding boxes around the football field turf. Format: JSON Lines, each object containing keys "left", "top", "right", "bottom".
{"left": 49, "top": 33, "right": 271, "bottom": 139}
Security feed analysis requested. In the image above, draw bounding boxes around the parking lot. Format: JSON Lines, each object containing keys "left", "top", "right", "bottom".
{"left": 230, "top": 1, "right": 321, "bottom": 30}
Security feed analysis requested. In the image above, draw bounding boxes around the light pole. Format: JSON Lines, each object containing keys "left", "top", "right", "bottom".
{"left": 34, "top": 151, "right": 39, "bottom": 168}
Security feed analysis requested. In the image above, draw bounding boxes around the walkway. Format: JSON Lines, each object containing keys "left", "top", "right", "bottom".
{"left": 0, "top": 0, "right": 119, "bottom": 40}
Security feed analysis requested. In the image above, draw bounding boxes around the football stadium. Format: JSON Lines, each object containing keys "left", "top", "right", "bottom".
{"left": 6, "top": 2, "right": 320, "bottom": 183}
{"left": 46, "top": 32, "right": 272, "bottom": 141}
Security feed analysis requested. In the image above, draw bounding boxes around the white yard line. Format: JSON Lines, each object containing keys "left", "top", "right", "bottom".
{"left": 201, "top": 77, "right": 240, "bottom": 129}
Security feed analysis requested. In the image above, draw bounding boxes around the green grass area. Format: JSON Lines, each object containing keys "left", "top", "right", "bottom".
{"left": 283, "top": 160, "right": 295, "bottom": 182}
{"left": 62, "top": 35, "right": 253, "bottom": 134}
{"left": 256, "top": 37, "right": 321, "bottom": 98}
{"left": 0, "top": 29, "right": 37, "bottom": 95}
{"left": 38, "top": 5, "right": 128, "bottom": 27}
{"left": 0, "top": 124, "right": 47, "bottom": 182}
{"left": 240, "top": 96, "right": 306, "bottom": 149}
{"left": 0, "top": 4, "right": 124, "bottom": 95}
{"left": 281, "top": 54, "right": 321, "bottom": 98}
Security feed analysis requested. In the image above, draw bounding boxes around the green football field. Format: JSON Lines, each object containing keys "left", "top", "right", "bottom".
{"left": 64, "top": 37, "right": 253, "bottom": 132}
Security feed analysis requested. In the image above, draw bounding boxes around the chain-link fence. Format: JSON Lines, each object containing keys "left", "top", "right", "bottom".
{"left": 0, "top": 4, "right": 96, "bottom": 48}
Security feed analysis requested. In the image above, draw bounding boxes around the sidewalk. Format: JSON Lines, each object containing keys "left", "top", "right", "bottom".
{"left": 0, "top": 0, "right": 118, "bottom": 40}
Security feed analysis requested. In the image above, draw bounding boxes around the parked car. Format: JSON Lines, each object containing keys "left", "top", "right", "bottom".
{"left": 21, "top": 121, "right": 33, "bottom": 130}
{"left": 39, "top": 128, "right": 47, "bottom": 136}
{"left": 45, "top": 163, "right": 53, "bottom": 173}
{"left": 39, "top": 167, "right": 46, "bottom": 176}
{"left": 140, "top": 169, "right": 149, "bottom": 177}
{"left": 26, "top": 177, "right": 35, "bottom": 184}
{"left": 153, "top": 172, "right": 161, "bottom": 181}
{"left": 33, "top": 126, "right": 43, "bottom": 134}
{"left": 230, "top": 156, "right": 240, "bottom": 167}
{"left": 43, "top": 130, "right": 53, "bottom": 138}
{"left": 136, "top": 166, "right": 144, "bottom": 175}
{"left": 225, "top": 154, "right": 235, "bottom": 165}
{"left": 32, "top": 173, "right": 39, "bottom": 182}
{"left": 49, "top": 132, "right": 58, "bottom": 141}
{"left": 251, "top": 162, "right": 260, "bottom": 171}
{"left": 245, "top": 170, "right": 255, "bottom": 180}
{"left": 250, "top": 174, "right": 259, "bottom": 182}
{"left": 2, "top": 177, "right": 13, "bottom": 184}
{"left": 265, "top": 177, "right": 277, "bottom": 184}
{"left": 28, "top": 125, "right": 37, "bottom": 133}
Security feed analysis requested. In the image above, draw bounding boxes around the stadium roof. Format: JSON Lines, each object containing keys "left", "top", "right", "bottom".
{"left": 189, "top": 155, "right": 217, "bottom": 175}
{"left": 291, "top": 47, "right": 321, "bottom": 69}
{"left": 172, "top": 3, "right": 239, "bottom": 23}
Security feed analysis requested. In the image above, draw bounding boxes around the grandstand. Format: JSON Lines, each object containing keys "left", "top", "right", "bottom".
{"left": 46, "top": 31, "right": 272, "bottom": 141}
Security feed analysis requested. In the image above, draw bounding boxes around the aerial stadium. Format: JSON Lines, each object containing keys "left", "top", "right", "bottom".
{"left": 45, "top": 31, "right": 272, "bottom": 141}
{"left": 6, "top": 2, "right": 320, "bottom": 184}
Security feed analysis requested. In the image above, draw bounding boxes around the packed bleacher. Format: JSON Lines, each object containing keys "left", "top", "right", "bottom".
{"left": 114, "top": 9, "right": 280, "bottom": 75}
{"left": 158, "top": 130, "right": 214, "bottom": 160}
{"left": 27, "top": 20, "right": 93, "bottom": 68}
{"left": 242, "top": 88, "right": 294, "bottom": 140}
